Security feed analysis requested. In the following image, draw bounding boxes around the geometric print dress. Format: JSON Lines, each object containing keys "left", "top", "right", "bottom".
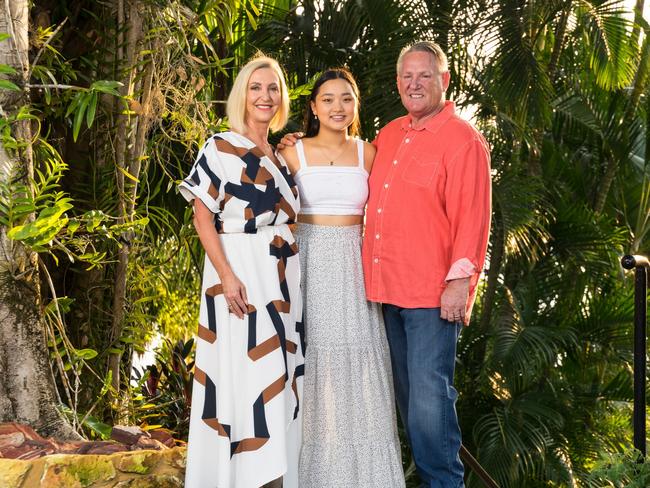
{"left": 179, "top": 131, "right": 305, "bottom": 488}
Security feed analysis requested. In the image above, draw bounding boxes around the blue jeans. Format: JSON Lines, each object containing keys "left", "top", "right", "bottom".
{"left": 382, "top": 305, "right": 464, "bottom": 488}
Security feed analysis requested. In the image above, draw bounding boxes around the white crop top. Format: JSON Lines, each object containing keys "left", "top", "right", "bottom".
{"left": 292, "top": 138, "right": 369, "bottom": 216}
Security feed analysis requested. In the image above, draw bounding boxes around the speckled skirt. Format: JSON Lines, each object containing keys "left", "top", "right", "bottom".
{"left": 295, "top": 224, "right": 405, "bottom": 488}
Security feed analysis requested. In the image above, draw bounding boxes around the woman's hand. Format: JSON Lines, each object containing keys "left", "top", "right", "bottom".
{"left": 221, "top": 271, "right": 249, "bottom": 319}
{"left": 193, "top": 200, "right": 249, "bottom": 319}
{"left": 276, "top": 131, "right": 303, "bottom": 151}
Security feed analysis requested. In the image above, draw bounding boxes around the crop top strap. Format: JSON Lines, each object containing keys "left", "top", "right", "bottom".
{"left": 296, "top": 139, "right": 309, "bottom": 169}
{"left": 356, "top": 139, "right": 364, "bottom": 168}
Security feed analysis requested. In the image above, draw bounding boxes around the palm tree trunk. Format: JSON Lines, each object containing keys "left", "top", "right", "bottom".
{"left": 108, "top": 0, "right": 143, "bottom": 396}
{"left": 547, "top": 2, "right": 570, "bottom": 81}
{"left": 478, "top": 213, "right": 504, "bottom": 334}
{"left": 0, "top": 0, "right": 76, "bottom": 438}
{"left": 630, "top": 0, "right": 645, "bottom": 48}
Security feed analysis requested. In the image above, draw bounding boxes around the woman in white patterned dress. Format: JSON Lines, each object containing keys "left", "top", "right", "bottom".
{"left": 279, "top": 68, "right": 405, "bottom": 488}
{"left": 179, "top": 56, "right": 304, "bottom": 488}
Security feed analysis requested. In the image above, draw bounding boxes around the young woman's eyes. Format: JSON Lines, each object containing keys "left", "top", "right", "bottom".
{"left": 269, "top": 86, "right": 279, "bottom": 93}
{"left": 321, "top": 98, "right": 332, "bottom": 103}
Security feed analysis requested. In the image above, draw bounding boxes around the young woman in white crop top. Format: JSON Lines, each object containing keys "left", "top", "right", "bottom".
{"left": 278, "top": 69, "right": 405, "bottom": 488}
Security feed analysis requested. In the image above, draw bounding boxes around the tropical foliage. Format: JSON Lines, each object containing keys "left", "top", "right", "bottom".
{"left": 0, "top": 0, "right": 648, "bottom": 486}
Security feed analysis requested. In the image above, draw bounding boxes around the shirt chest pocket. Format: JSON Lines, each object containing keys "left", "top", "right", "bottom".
{"left": 401, "top": 152, "right": 441, "bottom": 187}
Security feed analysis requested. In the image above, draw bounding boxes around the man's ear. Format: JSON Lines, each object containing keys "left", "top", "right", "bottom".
{"left": 442, "top": 71, "right": 451, "bottom": 91}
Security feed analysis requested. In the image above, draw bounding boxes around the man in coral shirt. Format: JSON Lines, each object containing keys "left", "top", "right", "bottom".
{"left": 362, "top": 42, "right": 491, "bottom": 487}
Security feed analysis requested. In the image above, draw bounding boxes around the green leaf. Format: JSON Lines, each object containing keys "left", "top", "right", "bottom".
{"left": 86, "top": 92, "right": 98, "bottom": 128}
{"left": 67, "top": 220, "right": 80, "bottom": 235}
{"left": 74, "top": 348, "right": 98, "bottom": 360}
{"left": 45, "top": 296, "right": 74, "bottom": 314}
{"left": 0, "top": 79, "right": 20, "bottom": 91}
{"left": 245, "top": 9, "right": 258, "bottom": 30}
{"left": 117, "top": 165, "right": 140, "bottom": 183}
{"left": 89, "top": 80, "right": 122, "bottom": 96}
{"left": 0, "top": 64, "right": 17, "bottom": 75}
{"left": 7, "top": 200, "right": 73, "bottom": 244}
{"left": 0, "top": 34, "right": 10, "bottom": 42}
{"left": 82, "top": 415, "right": 112, "bottom": 440}
{"left": 73, "top": 93, "right": 91, "bottom": 141}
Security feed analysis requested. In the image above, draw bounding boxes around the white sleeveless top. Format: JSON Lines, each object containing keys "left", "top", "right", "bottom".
{"left": 291, "top": 138, "right": 369, "bottom": 216}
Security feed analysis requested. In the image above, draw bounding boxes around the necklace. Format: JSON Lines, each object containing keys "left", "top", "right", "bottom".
{"left": 243, "top": 132, "right": 274, "bottom": 158}
{"left": 314, "top": 139, "right": 351, "bottom": 166}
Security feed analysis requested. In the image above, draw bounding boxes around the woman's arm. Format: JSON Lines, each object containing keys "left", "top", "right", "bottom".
{"left": 193, "top": 199, "right": 248, "bottom": 319}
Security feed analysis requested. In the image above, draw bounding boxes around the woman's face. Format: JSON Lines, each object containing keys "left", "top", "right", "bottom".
{"left": 245, "top": 67, "right": 281, "bottom": 127}
{"left": 310, "top": 78, "right": 358, "bottom": 133}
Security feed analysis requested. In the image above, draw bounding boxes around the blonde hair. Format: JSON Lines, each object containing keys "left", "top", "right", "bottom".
{"left": 226, "top": 55, "right": 290, "bottom": 134}
{"left": 397, "top": 41, "right": 448, "bottom": 74}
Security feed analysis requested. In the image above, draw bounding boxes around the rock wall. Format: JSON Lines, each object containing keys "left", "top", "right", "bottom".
{"left": 0, "top": 447, "right": 186, "bottom": 488}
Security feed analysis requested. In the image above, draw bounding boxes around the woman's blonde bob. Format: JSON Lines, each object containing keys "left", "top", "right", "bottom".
{"left": 226, "top": 55, "right": 290, "bottom": 134}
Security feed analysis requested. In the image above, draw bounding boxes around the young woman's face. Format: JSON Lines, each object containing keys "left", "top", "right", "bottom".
{"left": 310, "top": 78, "right": 358, "bottom": 133}
{"left": 245, "top": 67, "right": 281, "bottom": 126}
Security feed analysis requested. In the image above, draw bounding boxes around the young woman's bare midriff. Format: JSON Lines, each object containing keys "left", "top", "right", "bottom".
{"left": 297, "top": 214, "right": 363, "bottom": 226}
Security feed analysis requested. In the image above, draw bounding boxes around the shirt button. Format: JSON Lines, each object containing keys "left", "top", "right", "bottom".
{"left": 405, "top": 138, "right": 410, "bottom": 143}
{"left": 374, "top": 258, "right": 379, "bottom": 263}
{"left": 375, "top": 234, "right": 380, "bottom": 239}
{"left": 377, "top": 208, "right": 382, "bottom": 213}
{"left": 393, "top": 160, "right": 398, "bottom": 165}
{"left": 384, "top": 183, "right": 389, "bottom": 189}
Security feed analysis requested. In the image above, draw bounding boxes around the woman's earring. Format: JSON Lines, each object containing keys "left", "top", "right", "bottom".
{"left": 314, "top": 114, "right": 318, "bottom": 120}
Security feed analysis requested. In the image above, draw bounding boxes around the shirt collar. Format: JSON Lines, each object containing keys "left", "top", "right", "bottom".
{"left": 400, "top": 100, "right": 456, "bottom": 133}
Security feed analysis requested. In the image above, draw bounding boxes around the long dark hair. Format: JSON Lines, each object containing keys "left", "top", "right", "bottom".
{"left": 304, "top": 68, "right": 361, "bottom": 137}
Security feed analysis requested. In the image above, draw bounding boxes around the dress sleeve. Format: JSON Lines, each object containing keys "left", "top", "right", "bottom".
{"left": 178, "top": 138, "right": 225, "bottom": 214}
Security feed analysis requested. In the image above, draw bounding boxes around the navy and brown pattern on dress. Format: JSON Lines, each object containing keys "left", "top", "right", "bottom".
{"left": 179, "top": 131, "right": 304, "bottom": 488}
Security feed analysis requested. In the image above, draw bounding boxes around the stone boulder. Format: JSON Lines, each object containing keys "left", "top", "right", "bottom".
{"left": 0, "top": 423, "right": 186, "bottom": 487}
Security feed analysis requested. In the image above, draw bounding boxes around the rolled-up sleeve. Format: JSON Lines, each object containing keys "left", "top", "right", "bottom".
{"left": 179, "top": 139, "right": 224, "bottom": 214}
{"left": 444, "top": 136, "right": 492, "bottom": 281}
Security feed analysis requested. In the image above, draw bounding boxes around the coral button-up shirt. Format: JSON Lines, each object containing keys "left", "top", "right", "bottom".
{"left": 362, "top": 101, "right": 491, "bottom": 315}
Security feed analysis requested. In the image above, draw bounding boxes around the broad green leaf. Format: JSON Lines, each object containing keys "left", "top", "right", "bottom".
{"left": 86, "top": 92, "right": 98, "bottom": 128}
{"left": 65, "top": 91, "right": 83, "bottom": 117}
{"left": 245, "top": 9, "right": 258, "bottom": 30}
{"left": 73, "top": 93, "right": 91, "bottom": 141}
{"left": 74, "top": 348, "right": 98, "bottom": 360}
{"left": 89, "top": 80, "right": 122, "bottom": 96}
{"left": 82, "top": 415, "right": 112, "bottom": 440}
{"left": 67, "top": 220, "right": 80, "bottom": 235}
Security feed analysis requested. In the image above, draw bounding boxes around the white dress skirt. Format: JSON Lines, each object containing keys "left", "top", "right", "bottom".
{"left": 296, "top": 223, "right": 405, "bottom": 488}
{"left": 180, "top": 131, "right": 304, "bottom": 488}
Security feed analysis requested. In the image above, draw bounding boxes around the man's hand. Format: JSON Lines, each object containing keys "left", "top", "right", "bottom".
{"left": 276, "top": 132, "right": 303, "bottom": 151}
{"left": 440, "top": 277, "right": 470, "bottom": 324}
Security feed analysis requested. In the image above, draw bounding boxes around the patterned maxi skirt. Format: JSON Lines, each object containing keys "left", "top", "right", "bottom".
{"left": 185, "top": 225, "right": 304, "bottom": 488}
{"left": 296, "top": 223, "right": 405, "bottom": 488}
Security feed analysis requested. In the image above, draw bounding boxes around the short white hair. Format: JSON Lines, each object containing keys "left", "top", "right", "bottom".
{"left": 397, "top": 41, "right": 448, "bottom": 74}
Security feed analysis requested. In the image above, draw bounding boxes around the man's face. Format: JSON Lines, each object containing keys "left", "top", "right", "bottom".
{"left": 397, "top": 51, "right": 450, "bottom": 121}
